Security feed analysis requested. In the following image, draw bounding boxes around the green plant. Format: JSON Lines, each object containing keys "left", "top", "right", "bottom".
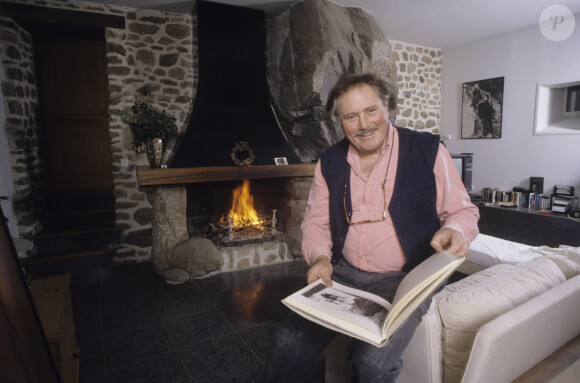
{"left": 119, "top": 102, "right": 178, "bottom": 148}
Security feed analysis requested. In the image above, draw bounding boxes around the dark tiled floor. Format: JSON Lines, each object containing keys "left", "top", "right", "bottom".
{"left": 26, "top": 255, "right": 578, "bottom": 383}
{"left": 26, "top": 256, "right": 309, "bottom": 383}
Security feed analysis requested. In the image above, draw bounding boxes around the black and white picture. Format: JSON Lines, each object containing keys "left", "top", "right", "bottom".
{"left": 302, "top": 283, "right": 388, "bottom": 327}
{"left": 461, "top": 77, "right": 504, "bottom": 139}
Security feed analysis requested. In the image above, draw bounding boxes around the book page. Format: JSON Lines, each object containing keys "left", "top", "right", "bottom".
{"left": 283, "top": 280, "right": 392, "bottom": 342}
{"left": 382, "top": 251, "right": 463, "bottom": 338}
{"left": 392, "top": 251, "right": 462, "bottom": 305}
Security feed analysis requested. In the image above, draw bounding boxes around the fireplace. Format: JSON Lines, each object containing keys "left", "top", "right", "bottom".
{"left": 138, "top": 165, "right": 314, "bottom": 283}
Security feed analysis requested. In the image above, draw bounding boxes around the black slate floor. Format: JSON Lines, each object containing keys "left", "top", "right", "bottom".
{"left": 26, "top": 256, "right": 309, "bottom": 383}
{"left": 24, "top": 255, "right": 579, "bottom": 383}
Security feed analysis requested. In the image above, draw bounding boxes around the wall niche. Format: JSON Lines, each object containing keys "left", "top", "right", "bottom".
{"left": 534, "top": 80, "right": 580, "bottom": 135}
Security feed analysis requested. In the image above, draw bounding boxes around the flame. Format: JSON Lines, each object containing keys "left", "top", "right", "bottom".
{"left": 227, "top": 180, "right": 263, "bottom": 228}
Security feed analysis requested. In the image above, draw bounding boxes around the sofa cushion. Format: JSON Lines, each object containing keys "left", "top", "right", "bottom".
{"left": 534, "top": 246, "right": 580, "bottom": 279}
{"left": 442, "top": 263, "right": 514, "bottom": 294}
{"left": 437, "top": 257, "right": 566, "bottom": 383}
{"left": 467, "top": 234, "right": 536, "bottom": 267}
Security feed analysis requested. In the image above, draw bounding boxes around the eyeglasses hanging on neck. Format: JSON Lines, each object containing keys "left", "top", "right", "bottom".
{"left": 343, "top": 184, "right": 387, "bottom": 225}
{"left": 342, "top": 127, "right": 394, "bottom": 226}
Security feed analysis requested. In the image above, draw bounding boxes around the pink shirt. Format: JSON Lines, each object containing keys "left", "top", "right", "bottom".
{"left": 301, "top": 124, "right": 480, "bottom": 272}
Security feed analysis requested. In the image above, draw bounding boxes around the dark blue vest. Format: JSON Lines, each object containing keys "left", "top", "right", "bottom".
{"left": 320, "top": 127, "right": 441, "bottom": 272}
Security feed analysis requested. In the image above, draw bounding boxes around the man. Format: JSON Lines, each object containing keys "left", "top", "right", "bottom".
{"left": 471, "top": 83, "right": 483, "bottom": 135}
{"left": 264, "top": 73, "right": 479, "bottom": 382}
{"left": 478, "top": 94, "right": 495, "bottom": 138}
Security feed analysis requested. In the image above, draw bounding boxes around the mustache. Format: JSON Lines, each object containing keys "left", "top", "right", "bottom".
{"left": 354, "top": 127, "right": 379, "bottom": 137}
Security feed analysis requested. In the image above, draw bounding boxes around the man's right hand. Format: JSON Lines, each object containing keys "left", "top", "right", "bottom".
{"left": 307, "top": 255, "right": 333, "bottom": 285}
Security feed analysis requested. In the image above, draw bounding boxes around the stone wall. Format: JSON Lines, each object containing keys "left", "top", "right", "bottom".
{"left": 106, "top": 8, "right": 195, "bottom": 262}
{"left": 0, "top": 17, "right": 44, "bottom": 241}
{"left": 390, "top": 40, "right": 442, "bottom": 134}
{"left": 0, "top": 0, "right": 196, "bottom": 262}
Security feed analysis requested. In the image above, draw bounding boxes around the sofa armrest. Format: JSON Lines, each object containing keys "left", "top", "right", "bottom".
{"left": 461, "top": 274, "right": 580, "bottom": 383}
{"left": 399, "top": 301, "right": 443, "bottom": 383}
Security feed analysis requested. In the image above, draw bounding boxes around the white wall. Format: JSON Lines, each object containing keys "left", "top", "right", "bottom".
{"left": 440, "top": 20, "right": 580, "bottom": 196}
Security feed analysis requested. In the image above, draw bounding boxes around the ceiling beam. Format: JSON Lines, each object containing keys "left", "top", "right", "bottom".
{"left": 0, "top": 2, "right": 125, "bottom": 30}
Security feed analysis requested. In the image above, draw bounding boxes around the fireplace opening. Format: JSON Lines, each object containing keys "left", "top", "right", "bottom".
{"left": 149, "top": 174, "right": 310, "bottom": 280}
{"left": 186, "top": 178, "right": 288, "bottom": 246}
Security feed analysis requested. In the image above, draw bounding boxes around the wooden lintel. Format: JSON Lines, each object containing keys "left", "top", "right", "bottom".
{"left": 0, "top": 2, "right": 126, "bottom": 30}
{"left": 137, "top": 164, "right": 316, "bottom": 186}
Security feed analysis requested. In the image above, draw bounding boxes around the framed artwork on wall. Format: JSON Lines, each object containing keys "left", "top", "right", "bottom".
{"left": 461, "top": 77, "right": 504, "bottom": 139}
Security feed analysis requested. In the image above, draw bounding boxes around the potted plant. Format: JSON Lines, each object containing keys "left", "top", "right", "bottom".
{"left": 119, "top": 102, "right": 178, "bottom": 167}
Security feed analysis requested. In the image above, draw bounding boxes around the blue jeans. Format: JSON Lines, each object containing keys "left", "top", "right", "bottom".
{"left": 263, "top": 258, "right": 431, "bottom": 382}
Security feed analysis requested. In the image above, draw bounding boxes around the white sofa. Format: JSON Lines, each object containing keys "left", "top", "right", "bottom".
{"left": 325, "top": 235, "right": 580, "bottom": 383}
{"left": 398, "top": 238, "right": 580, "bottom": 383}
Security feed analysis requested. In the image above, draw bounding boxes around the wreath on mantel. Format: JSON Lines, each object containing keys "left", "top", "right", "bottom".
{"left": 230, "top": 141, "right": 254, "bottom": 167}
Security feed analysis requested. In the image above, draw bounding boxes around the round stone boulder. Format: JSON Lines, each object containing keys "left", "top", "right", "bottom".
{"left": 168, "top": 237, "right": 224, "bottom": 278}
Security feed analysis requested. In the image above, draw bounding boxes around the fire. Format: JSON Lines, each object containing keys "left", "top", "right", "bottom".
{"left": 225, "top": 180, "right": 264, "bottom": 229}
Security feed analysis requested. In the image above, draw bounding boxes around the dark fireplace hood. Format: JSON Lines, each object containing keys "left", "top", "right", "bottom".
{"left": 171, "top": 1, "right": 301, "bottom": 168}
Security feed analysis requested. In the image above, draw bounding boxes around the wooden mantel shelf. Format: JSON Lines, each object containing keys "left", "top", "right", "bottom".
{"left": 137, "top": 163, "right": 316, "bottom": 186}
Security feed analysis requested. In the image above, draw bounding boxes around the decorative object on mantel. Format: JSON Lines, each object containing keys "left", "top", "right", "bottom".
{"left": 119, "top": 102, "right": 178, "bottom": 167}
{"left": 230, "top": 141, "right": 254, "bottom": 167}
{"left": 275, "top": 157, "right": 288, "bottom": 165}
{"left": 145, "top": 138, "right": 163, "bottom": 168}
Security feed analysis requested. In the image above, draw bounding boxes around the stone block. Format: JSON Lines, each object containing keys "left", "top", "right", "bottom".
{"left": 266, "top": 0, "right": 397, "bottom": 162}
{"left": 169, "top": 237, "right": 224, "bottom": 278}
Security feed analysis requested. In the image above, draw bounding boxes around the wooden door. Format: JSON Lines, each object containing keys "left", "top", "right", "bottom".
{"left": 36, "top": 37, "right": 113, "bottom": 193}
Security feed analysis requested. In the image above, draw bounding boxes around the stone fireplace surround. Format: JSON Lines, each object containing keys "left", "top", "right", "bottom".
{"left": 138, "top": 164, "right": 314, "bottom": 282}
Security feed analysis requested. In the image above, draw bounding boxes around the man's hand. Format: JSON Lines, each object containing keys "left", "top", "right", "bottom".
{"left": 430, "top": 228, "right": 468, "bottom": 258}
{"left": 307, "top": 255, "right": 333, "bottom": 285}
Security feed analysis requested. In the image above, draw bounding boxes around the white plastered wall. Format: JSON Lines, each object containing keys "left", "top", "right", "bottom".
{"left": 441, "top": 18, "right": 580, "bottom": 196}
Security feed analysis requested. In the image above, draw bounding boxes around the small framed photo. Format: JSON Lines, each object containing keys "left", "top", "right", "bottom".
{"left": 461, "top": 77, "right": 504, "bottom": 139}
{"left": 274, "top": 157, "right": 288, "bottom": 166}
{"left": 529, "top": 177, "right": 544, "bottom": 193}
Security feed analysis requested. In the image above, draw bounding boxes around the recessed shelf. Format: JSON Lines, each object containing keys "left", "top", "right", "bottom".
{"left": 534, "top": 81, "right": 580, "bottom": 135}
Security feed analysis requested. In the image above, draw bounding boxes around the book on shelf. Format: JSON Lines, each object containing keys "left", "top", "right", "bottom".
{"left": 282, "top": 251, "right": 464, "bottom": 348}
{"left": 532, "top": 194, "right": 552, "bottom": 210}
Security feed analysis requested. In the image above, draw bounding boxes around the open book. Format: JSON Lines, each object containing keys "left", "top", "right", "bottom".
{"left": 282, "top": 251, "right": 464, "bottom": 348}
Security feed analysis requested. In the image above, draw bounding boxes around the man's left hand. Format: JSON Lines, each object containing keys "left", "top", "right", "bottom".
{"left": 430, "top": 228, "right": 468, "bottom": 257}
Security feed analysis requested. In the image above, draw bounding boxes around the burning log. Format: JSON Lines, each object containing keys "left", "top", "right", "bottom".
{"left": 206, "top": 180, "right": 283, "bottom": 248}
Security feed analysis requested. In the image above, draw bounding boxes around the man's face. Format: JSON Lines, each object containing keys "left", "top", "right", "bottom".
{"left": 336, "top": 84, "right": 390, "bottom": 157}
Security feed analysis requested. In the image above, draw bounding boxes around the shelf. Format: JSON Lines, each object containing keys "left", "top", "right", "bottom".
{"left": 136, "top": 164, "right": 316, "bottom": 186}
{"left": 477, "top": 204, "right": 580, "bottom": 247}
